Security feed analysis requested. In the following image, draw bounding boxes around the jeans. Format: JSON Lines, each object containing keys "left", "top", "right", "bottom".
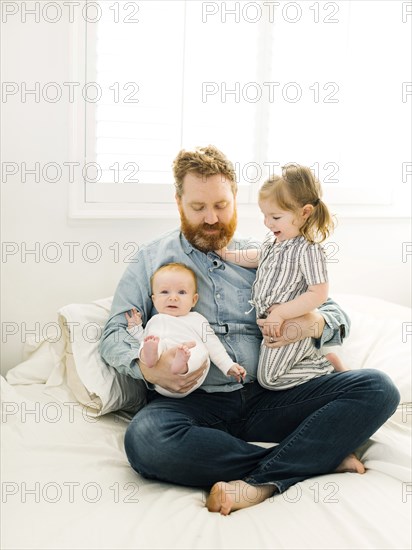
{"left": 124, "top": 369, "right": 400, "bottom": 493}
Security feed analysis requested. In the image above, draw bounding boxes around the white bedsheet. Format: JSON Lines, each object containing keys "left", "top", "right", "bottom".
{"left": 2, "top": 293, "right": 412, "bottom": 549}
{"left": 1, "top": 380, "right": 411, "bottom": 550}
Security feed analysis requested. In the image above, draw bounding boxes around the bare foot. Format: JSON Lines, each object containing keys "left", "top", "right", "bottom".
{"left": 335, "top": 453, "right": 365, "bottom": 474}
{"left": 326, "top": 352, "right": 348, "bottom": 372}
{"left": 206, "top": 480, "right": 276, "bottom": 515}
{"left": 170, "top": 344, "right": 191, "bottom": 374}
{"left": 140, "top": 335, "right": 160, "bottom": 368}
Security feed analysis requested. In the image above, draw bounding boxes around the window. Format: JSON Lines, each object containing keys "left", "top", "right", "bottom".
{"left": 70, "top": 0, "right": 411, "bottom": 218}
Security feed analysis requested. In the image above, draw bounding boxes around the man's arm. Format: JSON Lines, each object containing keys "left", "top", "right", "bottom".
{"left": 99, "top": 248, "right": 154, "bottom": 383}
{"left": 258, "top": 298, "right": 350, "bottom": 348}
{"left": 315, "top": 297, "right": 350, "bottom": 348}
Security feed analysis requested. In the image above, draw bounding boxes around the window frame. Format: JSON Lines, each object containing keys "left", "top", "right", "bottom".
{"left": 69, "top": 0, "right": 411, "bottom": 220}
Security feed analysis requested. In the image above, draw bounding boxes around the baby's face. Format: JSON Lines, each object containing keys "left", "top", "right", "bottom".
{"left": 151, "top": 269, "right": 198, "bottom": 317}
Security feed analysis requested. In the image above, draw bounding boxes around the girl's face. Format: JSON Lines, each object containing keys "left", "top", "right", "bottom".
{"left": 258, "top": 198, "right": 305, "bottom": 242}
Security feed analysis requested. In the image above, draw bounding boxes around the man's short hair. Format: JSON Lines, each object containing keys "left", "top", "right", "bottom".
{"left": 172, "top": 145, "right": 237, "bottom": 197}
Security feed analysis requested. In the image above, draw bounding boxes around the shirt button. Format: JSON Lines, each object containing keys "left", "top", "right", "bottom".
{"left": 216, "top": 293, "right": 221, "bottom": 299}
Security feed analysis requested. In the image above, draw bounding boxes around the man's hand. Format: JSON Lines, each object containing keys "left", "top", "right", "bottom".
{"left": 264, "top": 309, "right": 285, "bottom": 338}
{"left": 139, "top": 342, "right": 207, "bottom": 393}
{"left": 257, "top": 310, "right": 325, "bottom": 348}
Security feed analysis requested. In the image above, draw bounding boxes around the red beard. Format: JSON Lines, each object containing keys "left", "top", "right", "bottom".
{"left": 179, "top": 207, "right": 238, "bottom": 253}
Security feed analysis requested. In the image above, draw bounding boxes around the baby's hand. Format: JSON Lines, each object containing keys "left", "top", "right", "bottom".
{"left": 227, "top": 363, "right": 247, "bottom": 383}
{"left": 125, "top": 308, "right": 142, "bottom": 329}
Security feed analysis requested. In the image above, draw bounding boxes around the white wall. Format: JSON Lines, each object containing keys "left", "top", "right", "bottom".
{"left": 1, "top": 9, "right": 411, "bottom": 374}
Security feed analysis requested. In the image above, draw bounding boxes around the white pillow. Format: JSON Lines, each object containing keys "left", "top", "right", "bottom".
{"left": 6, "top": 297, "right": 147, "bottom": 416}
{"left": 5, "top": 337, "right": 59, "bottom": 385}
{"left": 50, "top": 296, "right": 146, "bottom": 415}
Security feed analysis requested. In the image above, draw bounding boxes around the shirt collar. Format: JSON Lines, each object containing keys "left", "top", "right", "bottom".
{"left": 180, "top": 232, "right": 195, "bottom": 254}
{"left": 274, "top": 235, "right": 305, "bottom": 248}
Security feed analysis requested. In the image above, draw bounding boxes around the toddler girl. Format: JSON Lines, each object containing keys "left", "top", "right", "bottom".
{"left": 218, "top": 164, "right": 346, "bottom": 390}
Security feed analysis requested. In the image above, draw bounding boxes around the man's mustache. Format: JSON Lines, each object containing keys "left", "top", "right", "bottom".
{"left": 202, "top": 223, "right": 223, "bottom": 230}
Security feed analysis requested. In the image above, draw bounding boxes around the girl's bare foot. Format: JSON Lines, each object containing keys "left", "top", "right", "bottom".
{"left": 335, "top": 453, "right": 365, "bottom": 474}
{"left": 206, "top": 480, "right": 276, "bottom": 515}
{"left": 140, "top": 335, "right": 160, "bottom": 368}
{"left": 326, "top": 352, "right": 348, "bottom": 372}
{"left": 171, "top": 344, "right": 191, "bottom": 374}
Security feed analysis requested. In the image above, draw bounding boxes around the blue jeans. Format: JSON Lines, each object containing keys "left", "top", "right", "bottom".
{"left": 124, "top": 369, "right": 400, "bottom": 493}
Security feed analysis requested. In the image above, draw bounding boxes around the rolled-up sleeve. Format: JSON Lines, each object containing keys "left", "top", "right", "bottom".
{"left": 99, "top": 245, "right": 153, "bottom": 384}
{"left": 314, "top": 297, "right": 351, "bottom": 349}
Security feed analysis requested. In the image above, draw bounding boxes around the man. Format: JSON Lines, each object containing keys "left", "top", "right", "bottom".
{"left": 100, "top": 145, "right": 400, "bottom": 515}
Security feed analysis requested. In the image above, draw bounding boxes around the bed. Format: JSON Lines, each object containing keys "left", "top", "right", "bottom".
{"left": 1, "top": 293, "right": 411, "bottom": 550}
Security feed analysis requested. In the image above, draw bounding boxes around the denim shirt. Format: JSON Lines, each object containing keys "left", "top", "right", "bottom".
{"left": 99, "top": 229, "right": 350, "bottom": 392}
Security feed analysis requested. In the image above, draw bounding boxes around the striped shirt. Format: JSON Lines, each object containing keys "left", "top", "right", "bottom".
{"left": 250, "top": 235, "right": 328, "bottom": 318}
{"left": 250, "top": 234, "right": 333, "bottom": 390}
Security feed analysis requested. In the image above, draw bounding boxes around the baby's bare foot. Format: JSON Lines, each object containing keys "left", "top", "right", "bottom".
{"left": 335, "top": 453, "right": 365, "bottom": 474}
{"left": 326, "top": 352, "right": 348, "bottom": 372}
{"left": 171, "top": 345, "right": 191, "bottom": 374}
{"left": 206, "top": 480, "right": 276, "bottom": 515}
{"left": 140, "top": 335, "right": 160, "bottom": 368}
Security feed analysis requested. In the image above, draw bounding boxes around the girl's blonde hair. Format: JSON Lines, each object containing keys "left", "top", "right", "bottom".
{"left": 259, "top": 164, "right": 335, "bottom": 243}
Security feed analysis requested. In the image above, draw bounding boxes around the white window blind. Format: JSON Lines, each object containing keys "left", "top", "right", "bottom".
{"left": 71, "top": 0, "right": 411, "bottom": 218}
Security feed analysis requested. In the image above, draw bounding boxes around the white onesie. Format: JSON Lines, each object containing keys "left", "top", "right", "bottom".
{"left": 127, "top": 311, "right": 235, "bottom": 398}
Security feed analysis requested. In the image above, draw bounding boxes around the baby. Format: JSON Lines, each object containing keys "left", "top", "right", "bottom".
{"left": 126, "top": 262, "right": 246, "bottom": 398}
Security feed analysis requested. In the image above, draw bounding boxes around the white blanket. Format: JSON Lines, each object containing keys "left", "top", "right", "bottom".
{"left": 1, "top": 379, "right": 411, "bottom": 550}
{"left": 2, "top": 294, "right": 411, "bottom": 549}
